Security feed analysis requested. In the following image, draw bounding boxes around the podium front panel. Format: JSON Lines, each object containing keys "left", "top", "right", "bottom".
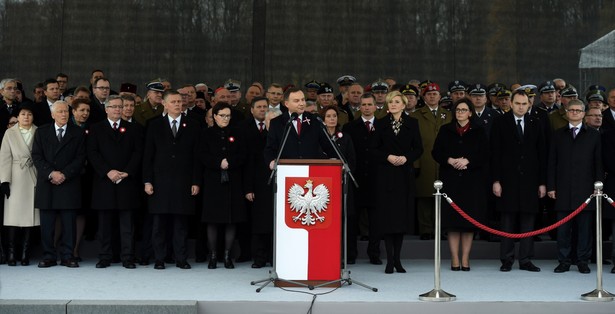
{"left": 275, "top": 163, "right": 341, "bottom": 282}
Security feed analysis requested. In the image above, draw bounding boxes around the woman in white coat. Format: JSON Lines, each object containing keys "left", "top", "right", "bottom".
{"left": 0, "top": 104, "right": 39, "bottom": 266}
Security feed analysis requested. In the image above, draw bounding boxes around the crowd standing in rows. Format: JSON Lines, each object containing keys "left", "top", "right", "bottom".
{"left": 0, "top": 71, "right": 614, "bottom": 275}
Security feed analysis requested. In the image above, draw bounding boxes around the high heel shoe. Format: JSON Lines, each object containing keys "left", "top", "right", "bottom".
{"left": 224, "top": 250, "right": 234, "bottom": 269}
{"left": 461, "top": 266, "right": 470, "bottom": 271}
{"left": 208, "top": 252, "right": 217, "bottom": 269}
{"left": 384, "top": 262, "right": 394, "bottom": 274}
{"left": 451, "top": 265, "right": 461, "bottom": 271}
{"left": 394, "top": 261, "right": 406, "bottom": 273}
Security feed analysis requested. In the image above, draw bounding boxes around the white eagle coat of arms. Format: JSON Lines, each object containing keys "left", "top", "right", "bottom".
{"left": 288, "top": 180, "right": 330, "bottom": 225}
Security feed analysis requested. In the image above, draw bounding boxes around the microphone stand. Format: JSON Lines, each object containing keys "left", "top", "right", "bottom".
{"left": 253, "top": 113, "right": 312, "bottom": 291}
{"left": 311, "top": 117, "right": 377, "bottom": 292}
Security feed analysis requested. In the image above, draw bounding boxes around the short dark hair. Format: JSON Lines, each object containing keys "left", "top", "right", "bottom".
{"left": 212, "top": 102, "right": 232, "bottom": 115}
{"left": 43, "top": 78, "right": 58, "bottom": 90}
{"left": 91, "top": 69, "right": 104, "bottom": 75}
{"left": 121, "top": 94, "right": 135, "bottom": 103}
{"left": 33, "top": 82, "right": 44, "bottom": 92}
{"left": 73, "top": 86, "right": 90, "bottom": 95}
{"left": 360, "top": 92, "right": 376, "bottom": 102}
{"left": 283, "top": 87, "right": 303, "bottom": 101}
{"left": 451, "top": 97, "right": 475, "bottom": 123}
{"left": 250, "top": 96, "right": 268, "bottom": 108}
{"left": 163, "top": 90, "right": 180, "bottom": 100}
{"left": 56, "top": 73, "right": 68, "bottom": 79}
{"left": 94, "top": 77, "right": 109, "bottom": 87}
{"left": 511, "top": 89, "right": 528, "bottom": 102}
{"left": 71, "top": 97, "right": 91, "bottom": 109}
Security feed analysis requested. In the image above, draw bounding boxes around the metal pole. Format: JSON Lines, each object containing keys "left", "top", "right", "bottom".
{"left": 581, "top": 181, "right": 614, "bottom": 301}
{"left": 419, "top": 180, "right": 456, "bottom": 301}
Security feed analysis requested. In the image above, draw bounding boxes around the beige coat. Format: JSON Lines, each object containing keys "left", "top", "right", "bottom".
{"left": 0, "top": 124, "right": 39, "bottom": 226}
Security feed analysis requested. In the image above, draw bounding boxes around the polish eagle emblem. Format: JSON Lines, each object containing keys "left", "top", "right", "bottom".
{"left": 287, "top": 180, "right": 330, "bottom": 225}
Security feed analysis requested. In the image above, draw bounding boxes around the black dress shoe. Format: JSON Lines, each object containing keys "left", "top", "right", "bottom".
{"left": 38, "top": 259, "right": 58, "bottom": 268}
{"left": 519, "top": 262, "right": 541, "bottom": 272}
{"left": 500, "top": 261, "right": 513, "bottom": 272}
{"left": 21, "top": 258, "right": 30, "bottom": 266}
{"left": 384, "top": 263, "right": 394, "bottom": 274}
{"left": 61, "top": 259, "right": 79, "bottom": 268}
{"left": 122, "top": 261, "right": 136, "bottom": 269}
{"left": 461, "top": 266, "right": 471, "bottom": 272}
{"left": 394, "top": 261, "right": 406, "bottom": 273}
{"left": 451, "top": 265, "right": 461, "bottom": 271}
{"left": 251, "top": 262, "right": 265, "bottom": 269}
{"left": 577, "top": 263, "right": 591, "bottom": 274}
{"left": 369, "top": 256, "right": 383, "bottom": 265}
{"left": 154, "top": 260, "right": 165, "bottom": 270}
{"left": 208, "top": 256, "right": 218, "bottom": 269}
{"left": 96, "top": 260, "right": 111, "bottom": 268}
{"left": 176, "top": 261, "right": 191, "bottom": 269}
{"left": 554, "top": 262, "right": 570, "bottom": 273}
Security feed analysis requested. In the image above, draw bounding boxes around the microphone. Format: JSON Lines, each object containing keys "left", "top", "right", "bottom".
{"left": 314, "top": 115, "right": 327, "bottom": 129}
{"left": 287, "top": 112, "right": 299, "bottom": 126}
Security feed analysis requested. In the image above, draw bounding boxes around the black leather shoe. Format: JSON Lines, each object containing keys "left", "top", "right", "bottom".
{"left": 369, "top": 256, "right": 383, "bottom": 265}
{"left": 122, "top": 261, "right": 136, "bottom": 269}
{"left": 394, "top": 261, "right": 406, "bottom": 273}
{"left": 208, "top": 256, "right": 218, "bottom": 269}
{"left": 519, "top": 262, "right": 541, "bottom": 272}
{"left": 577, "top": 263, "right": 591, "bottom": 274}
{"left": 451, "top": 265, "right": 461, "bottom": 271}
{"left": 461, "top": 266, "right": 471, "bottom": 272}
{"left": 154, "top": 260, "right": 165, "bottom": 270}
{"left": 500, "top": 261, "right": 513, "bottom": 272}
{"left": 95, "top": 259, "right": 111, "bottom": 268}
{"left": 384, "top": 262, "right": 394, "bottom": 274}
{"left": 38, "top": 259, "right": 58, "bottom": 268}
{"left": 554, "top": 262, "right": 570, "bottom": 273}
{"left": 176, "top": 261, "right": 191, "bottom": 269}
{"left": 251, "top": 262, "right": 265, "bottom": 269}
{"left": 61, "top": 259, "right": 79, "bottom": 268}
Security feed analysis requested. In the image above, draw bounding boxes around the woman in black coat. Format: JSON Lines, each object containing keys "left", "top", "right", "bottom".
{"left": 432, "top": 98, "right": 488, "bottom": 271}
{"left": 371, "top": 91, "right": 423, "bottom": 273}
{"left": 200, "top": 102, "right": 247, "bottom": 269}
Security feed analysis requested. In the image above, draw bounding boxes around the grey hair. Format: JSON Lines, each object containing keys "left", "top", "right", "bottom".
{"left": 51, "top": 100, "right": 69, "bottom": 113}
{"left": 567, "top": 99, "right": 586, "bottom": 111}
{"left": 0, "top": 78, "right": 17, "bottom": 89}
{"left": 105, "top": 94, "right": 122, "bottom": 108}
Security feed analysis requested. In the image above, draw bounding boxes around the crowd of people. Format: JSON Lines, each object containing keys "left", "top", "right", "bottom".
{"left": 0, "top": 71, "right": 614, "bottom": 276}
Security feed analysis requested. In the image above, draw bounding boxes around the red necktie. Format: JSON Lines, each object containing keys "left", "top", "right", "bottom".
{"left": 113, "top": 122, "right": 118, "bottom": 130}
{"left": 365, "top": 120, "right": 372, "bottom": 133}
{"left": 295, "top": 117, "right": 301, "bottom": 136}
{"left": 258, "top": 122, "right": 264, "bottom": 132}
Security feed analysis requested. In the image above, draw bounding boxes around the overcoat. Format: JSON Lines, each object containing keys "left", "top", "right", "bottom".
{"left": 490, "top": 111, "right": 547, "bottom": 213}
{"left": 200, "top": 124, "right": 247, "bottom": 223}
{"left": 547, "top": 124, "right": 602, "bottom": 212}
{"left": 142, "top": 115, "right": 201, "bottom": 215}
{"left": 410, "top": 106, "right": 451, "bottom": 197}
{"left": 0, "top": 124, "right": 39, "bottom": 226}
{"left": 31, "top": 123, "right": 86, "bottom": 209}
{"left": 602, "top": 128, "right": 615, "bottom": 219}
{"left": 87, "top": 119, "right": 144, "bottom": 210}
{"left": 343, "top": 117, "right": 377, "bottom": 207}
{"left": 371, "top": 114, "right": 423, "bottom": 234}
{"left": 432, "top": 122, "right": 488, "bottom": 231}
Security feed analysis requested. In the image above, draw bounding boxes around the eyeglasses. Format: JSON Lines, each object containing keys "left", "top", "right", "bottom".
{"left": 586, "top": 114, "right": 603, "bottom": 117}
{"left": 95, "top": 87, "right": 110, "bottom": 91}
{"left": 566, "top": 109, "right": 584, "bottom": 114}
{"left": 455, "top": 108, "right": 470, "bottom": 113}
{"left": 216, "top": 114, "right": 231, "bottom": 119}
{"left": 107, "top": 105, "right": 123, "bottom": 109}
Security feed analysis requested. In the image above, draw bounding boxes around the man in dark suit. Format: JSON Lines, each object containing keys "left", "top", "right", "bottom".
{"left": 142, "top": 90, "right": 201, "bottom": 270}
{"left": 343, "top": 93, "right": 381, "bottom": 265}
{"left": 468, "top": 83, "right": 497, "bottom": 139}
{"left": 87, "top": 95, "right": 144, "bottom": 269}
{"left": 32, "top": 100, "right": 86, "bottom": 268}
{"left": 88, "top": 77, "right": 111, "bottom": 124}
{"left": 491, "top": 90, "right": 546, "bottom": 272}
{"left": 602, "top": 88, "right": 615, "bottom": 131}
{"left": 33, "top": 79, "right": 61, "bottom": 126}
{"left": 548, "top": 99, "right": 603, "bottom": 274}
{"left": 264, "top": 87, "right": 334, "bottom": 166}
{"left": 0, "top": 78, "right": 19, "bottom": 139}
{"left": 241, "top": 96, "right": 273, "bottom": 268}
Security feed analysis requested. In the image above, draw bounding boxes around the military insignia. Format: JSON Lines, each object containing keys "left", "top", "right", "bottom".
{"left": 440, "top": 113, "right": 447, "bottom": 120}
{"left": 119, "top": 127, "right": 126, "bottom": 133}
{"left": 287, "top": 180, "right": 330, "bottom": 226}
{"left": 302, "top": 117, "right": 311, "bottom": 125}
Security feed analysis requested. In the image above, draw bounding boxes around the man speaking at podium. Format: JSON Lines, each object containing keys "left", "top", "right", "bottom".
{"left": 264, "top": 87, "right": 335, "bottom": 166}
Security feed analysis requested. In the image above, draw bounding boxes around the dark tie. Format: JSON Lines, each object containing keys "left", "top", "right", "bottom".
{"left": 477, "top": 112, "right": 481, "bottom": 118}
{"left": 258, "top": 122, "right": 264, "bottom": 132}
{"left": 172, "top": 120, "right": 178, "bottom": 137}
{"left": 432, "top": 109, "right": 437, "bottom": 117}
{"left": 572, "top": 126, "right": 578, "bottom": 139}
{"left": 365, "top": 120, "right": 372, "bottom": 133}
{"left": 113, "top": 122, "right": 118, "bottom": 130}
{"left": 57, "top": 127, "right": 64, "bottom": 142}
{"left": 7, "top": 105, "right": 12, "bottom": 114}
{"left": 516, "top": 119, "right": 523, "bottom": 139}
{"left": 295, "top": 117, "right": 301, "bottom": 136}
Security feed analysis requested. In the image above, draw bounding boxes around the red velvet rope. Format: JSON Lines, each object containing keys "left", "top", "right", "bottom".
{"left": 446, "top": 196, "right": 591, "bottom": 239}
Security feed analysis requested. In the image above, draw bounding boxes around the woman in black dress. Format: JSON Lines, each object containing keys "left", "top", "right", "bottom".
{"left": 200, "top": 102, "right": 247, "bottom": 269}
{"left": 372, "top": 91, "right": 423, "bottom": 273}
{"left": 432, "top": 98, "right": 488, "bottom": 271}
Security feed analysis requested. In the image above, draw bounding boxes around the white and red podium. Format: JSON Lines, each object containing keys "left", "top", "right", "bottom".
{"left": 274, "top": 159, "right": 342, "bottom": 287}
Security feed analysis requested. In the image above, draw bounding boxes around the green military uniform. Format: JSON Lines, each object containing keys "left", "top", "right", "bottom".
{"left": 374, "top": 105, "right": 389, "bottom": 119}
{"left": 410, "top": 105, "right": 452, "bottom": 236}
{"left": 133, "top": 100, "right": 164, "bottom": 127}
{"left": 549, "top": 107, "right": 568, "bottom": 131}
{"left": 233, "top": 100, "right": 252, "bottom": 118}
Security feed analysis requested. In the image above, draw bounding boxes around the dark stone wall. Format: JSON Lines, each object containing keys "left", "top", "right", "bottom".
{"left": 1, "top": 0, "right": 614, "bottom": 96}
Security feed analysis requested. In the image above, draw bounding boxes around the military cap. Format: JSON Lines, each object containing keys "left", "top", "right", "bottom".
{"left": 336, "top": 75, "right": 356, "bottom": 86}
{"left": 224, "top": 79, "right": 241, "bottom": 92}
{"left": 317, "top": 82, "right": 334, "bottom": 95}
{"left": 120, "top": 83, "right": 137, "bottom": 94}
{"left": 400, "top": 84, "right": 419, "bottom": 96}
{"left": 439, "top": 94, "right": 452, "bottom": 106}
{"left": 422, "top": 82, "right": 440, "bottom": 95}
{"left": 515, "top": 84, "right": 537, "bottom": 97}
{"left": 560, "top": 86, "right": 578, "bottom": 98}
{"left": 467, "top": 83, "right": 487, "bottom": 95}
{"left": 586, "top": 90, "right": 606, "bottom": 103}
{"left": 587, "top": 85, "right": 606, "bottom": 93}
{"left": 487, "top": 83, "right": 506, "bottom": 96}
{"left": 146, "top": 81, "right": 165, "bottom": 92}
{"left": 537, "top": 81, "right": 556, "bottom": 94}
{"left": 371, "top": 80, "right": 389, "bottom": 92}
{"left": 448, "top": 80, "right": 467, "bottom": 93}
{"left": 305, "top": 80, "right": 321, "bottom": 90}
{"left": 496, "top": 89, "right": 512, "bottom": 98}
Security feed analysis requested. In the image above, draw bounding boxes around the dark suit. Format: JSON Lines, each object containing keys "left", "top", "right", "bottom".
{"left": 602, "top": 108, "right": 615, "bottom": 131}
{"left": 548, "top": 124, "right": 602, "bottom": 264}
{"left": 601, "top": 128, "right": 615, "bottom": 261}
{"left": 32, "top": 123, "right": 86, "bottom": 261}
{"left": 87, "top": 119, "right": 144, "bottom": 262}
{"left": 88, "top": 97, "right": 107, "bottom": 124}
{"left": 471, "top": 106, "right": 497, "bottom": 139}
{"left": 264, "top": 111, "right": 334, "bottom": 163}
{"left": 33, "top": 101, "right": 54, "bottom": 126}
{"left": 490, "top": 111, "right": 547, "bottom": 265}
{"left": 142, "top": 115, "right": 201, "bottom": 263}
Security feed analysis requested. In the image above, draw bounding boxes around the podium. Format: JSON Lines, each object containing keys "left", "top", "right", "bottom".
{"left": 274, "top": 159, "right": 342, "bottom": 287}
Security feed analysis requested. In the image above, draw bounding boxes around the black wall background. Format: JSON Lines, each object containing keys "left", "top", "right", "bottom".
{"left": 1, "top": 0, "right": 614, "bottom": 97}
